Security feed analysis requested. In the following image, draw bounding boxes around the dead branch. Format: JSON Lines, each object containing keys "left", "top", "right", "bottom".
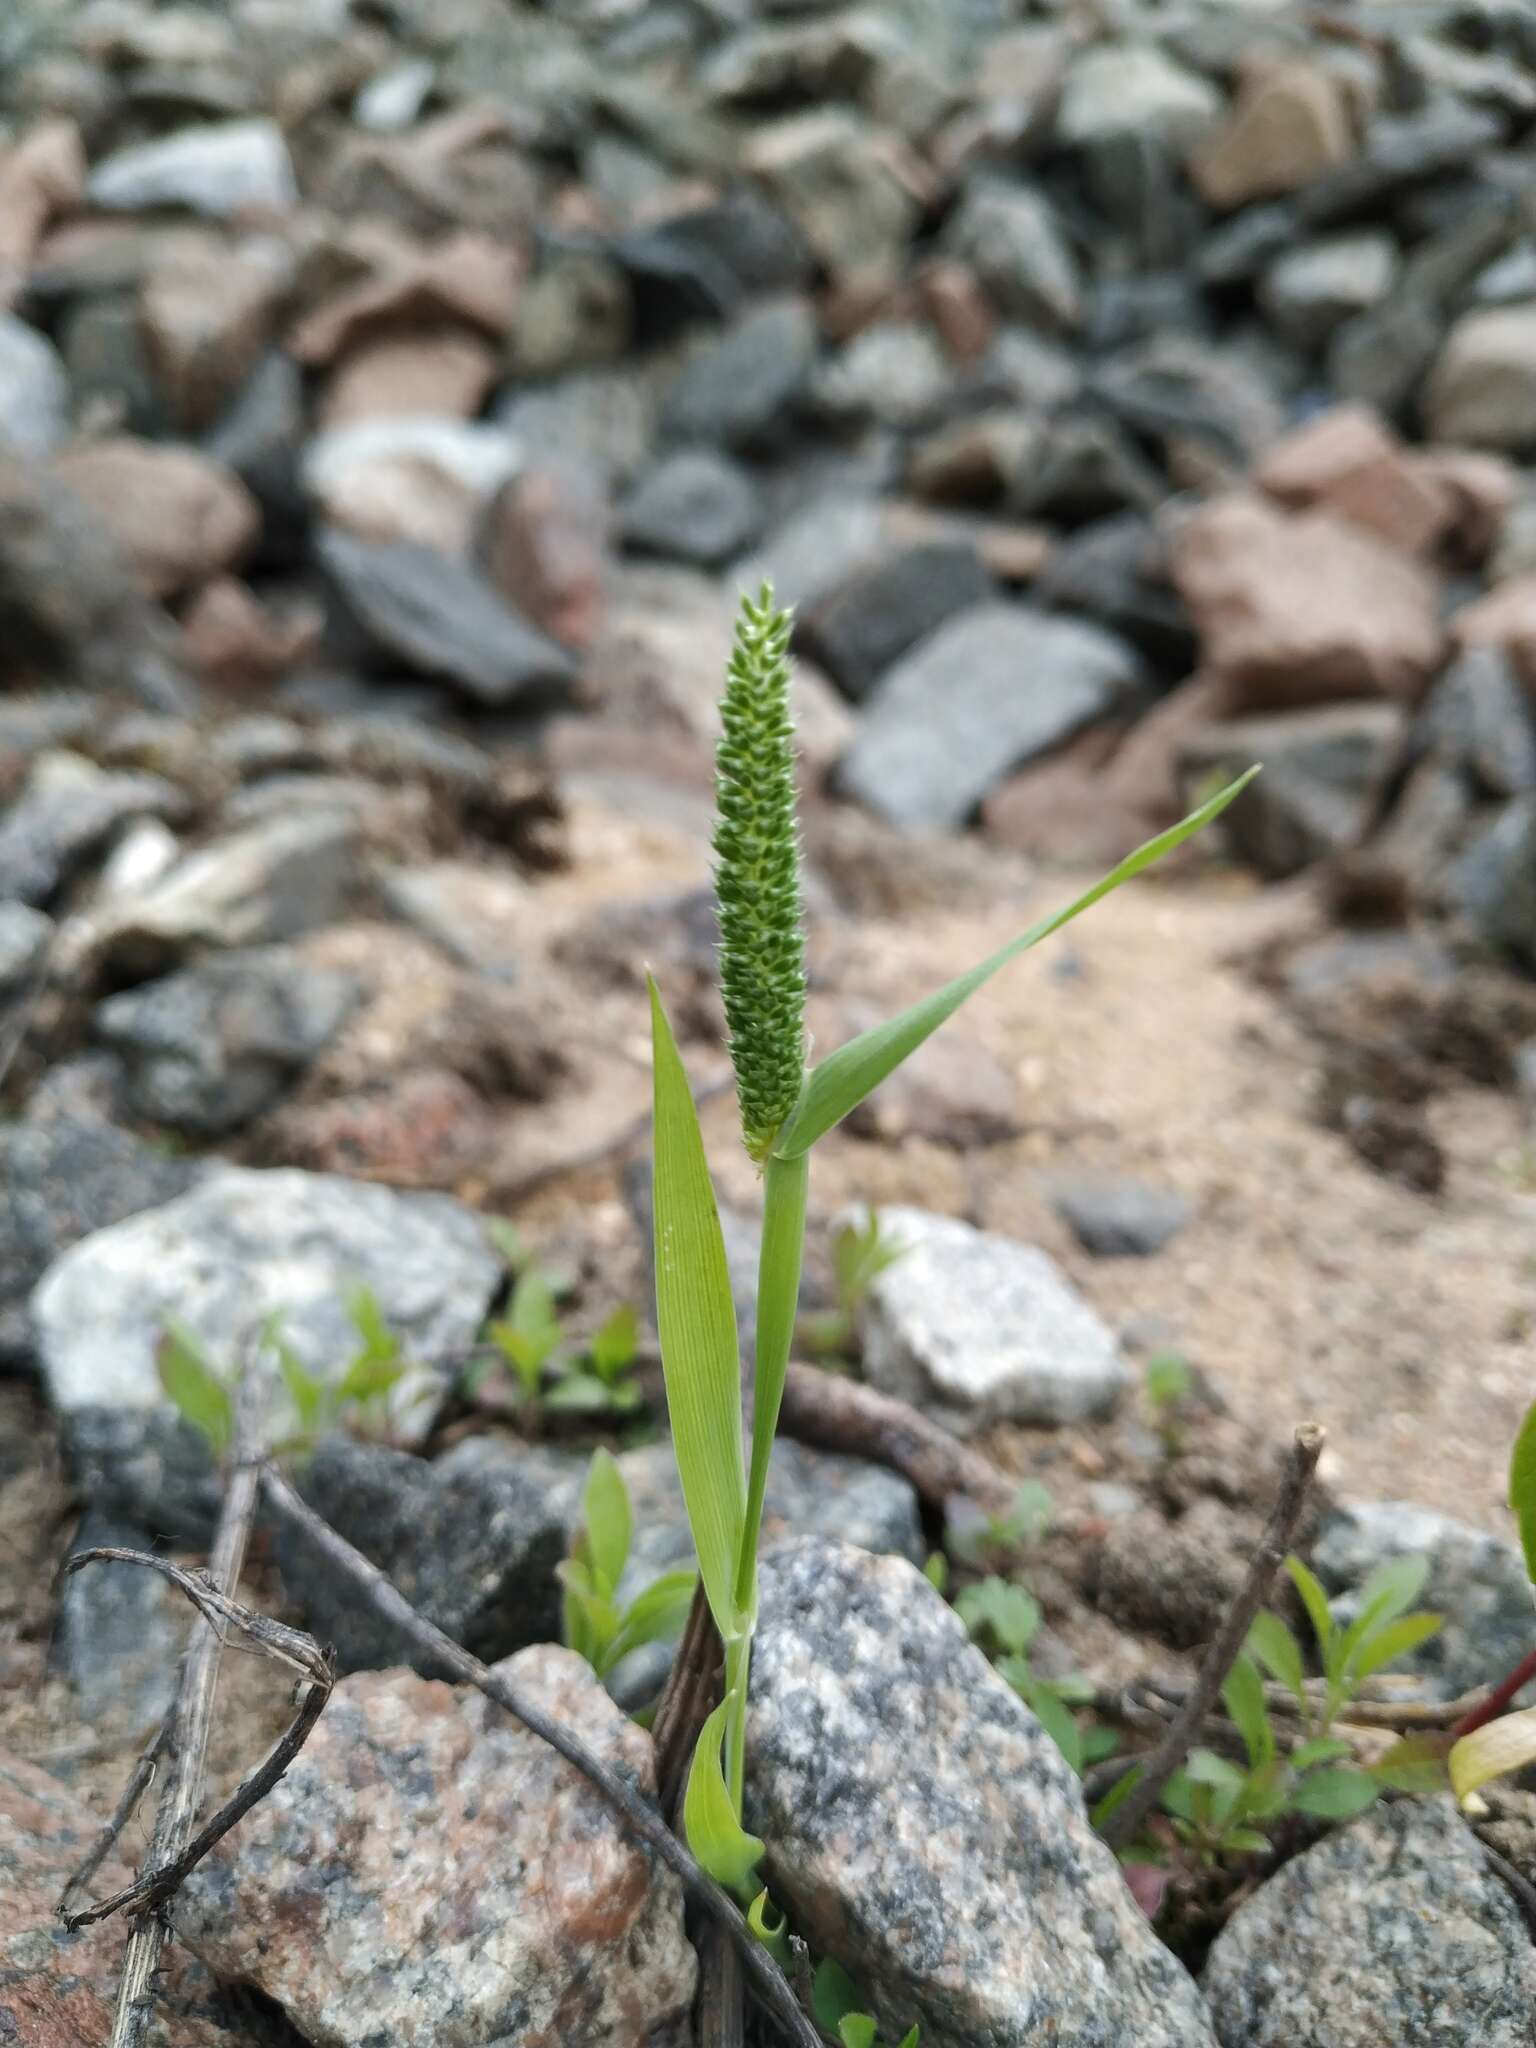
{"left": 259, "top": 1464, "right": 822, "bottom": 2048}
{"left": 57, "top": 1719, "right": 174, "bottom": 1920}
{"left": 778, "top": 1362, "right": 1018, "bottom": 1519}
{"left": 59, "top": 1550, "right": 331, "bottom": 1928}
{"left": 1098, "top": 1423, "right": 1326, "bottom": 1851}
{"left": 97, "top": 1362, "right": 268, "bottom": 2048}
{"left": 651, "top": 1579, "right": 723, "bottom": 1818}
{"left": 1101, "top": 1673, "right": 1498, "bottom": 1735}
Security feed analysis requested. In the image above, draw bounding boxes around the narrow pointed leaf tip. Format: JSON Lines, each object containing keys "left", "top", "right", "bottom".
{"left": 774, "top": 766, "right": 1259, "bottom": 1158}
{"left": 713, "top": 582, "right": 807, "bottom": 1160}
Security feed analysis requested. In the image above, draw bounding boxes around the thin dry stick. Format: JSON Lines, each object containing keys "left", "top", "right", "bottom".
{"left": 259, "top": 1464, "right": 823, "bottom": 2048}
{"left": 103, "top": 1364, "right": 266, "bottom": 2048}
{"left": 57, "top": 1718, "right": 175, "bottom": 1920}
{"left": 652, "top": 1579, "right": 723, "bottom": 1817}
{"left": 59, "top": 1551, "right": 332, "bottom": 1928}
{"left": 1115, "top": 1673, "right": 1493, "bottom": 1733}
{"left": 1099, "top": 1422, "right": 1326, "bottom": 1852}
{"left": 779, "top": 1362, "right": 1018, "bottom": 1518}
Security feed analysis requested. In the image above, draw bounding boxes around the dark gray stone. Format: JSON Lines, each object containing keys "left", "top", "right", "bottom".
{"left": 0, "top": 902, "right": 51, "bottom": 1000}
{"left": 1091, "top": 332, "right": 1287, "bottom": 468}
{"left": 1299, "top": 103, "right": 1505, "bottom": 228}
{"left": 62, "top": 1404, "right": 223, "bottom": 1546}
{"left": 1314, "top": 1500, "right": 1536, "bottom": 1704}
{"left": 0, "top": 1114, "right": 199, "bottom": 1366}
{"left": 851, "top": 1205, "right": 1132, "bottom": 1433}
{"left": 798, "top": 537, "right": 992, "bottom": 701}
{"left": 811, "top": 319, "right": 953, "bottom": 431}
{"left": 739, "top": 491, "right": 887, "bottom": 614}
{"left": 1007, "top": 412, "right": 1165, "bottom": 524}
{"left": 32, "top": 1166, "right": 502, "bottom": 1446}
{"left": 0, "top": 755, "right": 187, "bottom": 908}
{"left": 614, "top": 188, "right": 810, "bottom": 325}
{"left": 1033, "top": 513, "right": 1195, "bottom": 672}
{"left": 838, "top": 602, "right": 1141, "bottom": 831}
{"left": 95, "top": 947, "right": 365, "bottom": 1136}
{"left": 943, "top": 179, "right": 1082, "bottom": 334}
{"left": 274, "top": 1435, "right": 572, "bottom": 1676}
{"left": 1203, "top": 1799, "right": 1536, "bottom": 2048}
{"left": 52, "top": 1511, "right": 184, "bottom": 1727}
{"left": 59, "top": 293, "right": 166, "bottom": 439}
{"left": 204, "top": 352, "right": 307, "bottom": 563}
{"left": 660, "top": 295, "right": 817, "bottom": 452}
{"left": 618, "top": 449, "right": 763, "bottom": 566}
{"left": 1258, "top": 233, "right": 1397, "bottom": 353}
{"left": 1046, "top": 1176, "right": 1196, "bottom": 1258}
{"left": 1200, "top": 203, "right": 1299, "bottom": 287}
{"left": 747, "top": 1539, "right": 1217, "bottom": 2048}
{"left": 1180, "top": 704, "right": 1406, "bottom": 880}
{"left": 1455, "top": 795, "right": 1536, "bottom": 969}
{"left": 317, "top": 528, "right": 578, "bottom": 708}
{"left": 1421, "top": 646, "right": 1536, "bottom": 799}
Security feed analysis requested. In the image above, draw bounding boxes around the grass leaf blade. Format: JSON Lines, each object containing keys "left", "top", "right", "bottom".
{"left": 1509, "top": 1396, "right": 1536, "bottom": 1583}
{"left": 774, "top": 770, "right": 1258, "bottom": 1157}
{"left": 736, "top": 1148, "right": 808, "bottom": 1616}
{"left": 683, "top": 1691, "right": 765, "bottom": 1900}
{"left": 650, "top": 976, "right": 747, "bottom": 1637}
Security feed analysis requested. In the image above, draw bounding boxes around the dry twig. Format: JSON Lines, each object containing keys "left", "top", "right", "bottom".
{"left": 259, "top": 1463, "right": 823, "bottom": 2048}
{"left": 779, "top": 1362, "right": 1018, "bottom": 1518}
{"left": 59, "top": 1550, "right": 331, "bottom": 1928}
{"left": 1098, "top": 1423, "right": 1326, "bottom": 1851}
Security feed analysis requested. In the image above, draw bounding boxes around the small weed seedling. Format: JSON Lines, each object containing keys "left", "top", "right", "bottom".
{"left": 813, "top": 1961, "right": 919, "bottom": 2048}
{"left": 1249, "top": 1553, "right": 1443, "bottom": 1747}
{"left": 796, "top": 1210, "right": 906, "bottom": 1373}
{"left": 957, "top": 1573, "right": 1114, "bottom": 1776}
{"left": 159, "top": 1284, "right": 420, "bottom": 1456}
{"left": 647, "top": 582, "right": 1254, "bottom": 1934}
{"left": 477, "top": 1228, "right": 644, "bottom": 1422}
{"left": 1143, "top": 1351, "right": 1194, "bottom": 1457}
{"left": 948, "top": 1478, "right": 1055, "bottom": 1575}
{"left": 1445, "top": 1395, "right": 1536, "bottom": 1803}
{"left": 560, "top": 1448, "right": 697, "bottom": 1684}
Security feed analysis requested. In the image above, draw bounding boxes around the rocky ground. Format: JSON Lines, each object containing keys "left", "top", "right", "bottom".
{"left": 5, "top": 0, "right": 1536, "bottom": 2044}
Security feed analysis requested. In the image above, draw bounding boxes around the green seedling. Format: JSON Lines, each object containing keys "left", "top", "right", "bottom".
{"left": 796, "top": 1210, "right": 907, "bottom": 1371}
{"left": 159, "top": 1285, "right": 418, "bottom": 1457}
{"left": 1143, "top": 1351, "right": 1194, "bottom": 1456}
{"left": 813, "top": 1960, "right": 919, "bottom": 2048}
{"left": 1447, "top": 1395, "right": 1536, "bottom": 1803}
{"left": 478, "top": 1237, "right": 644, "bottom": 1422}
{"left": 648, "top": 583, "right": 1254, "bottom": 1922}
{"left": 1249, "top": 1553, "right": 1443, "bottom": 1745}
{"left": 948, "top": 1479, "right": 1054, "bottom": 1574}
{"left": 560, "top": 1448, "right": 697, "bottom": 1683}
{"left": 957, "top": 1574, "right": 1113, "bottom": 1775}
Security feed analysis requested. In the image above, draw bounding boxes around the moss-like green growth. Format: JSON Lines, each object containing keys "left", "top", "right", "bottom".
{"left": 712, "top": 583, "right": 806, "bottom": 1160}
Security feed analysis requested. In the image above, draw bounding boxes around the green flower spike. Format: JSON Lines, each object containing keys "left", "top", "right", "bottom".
{"left": 712, "top": 582, "right": 807, "bottom": 1162}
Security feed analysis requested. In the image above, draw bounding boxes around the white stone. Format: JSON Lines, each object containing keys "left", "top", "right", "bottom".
{"left": 88, "top": 119, "right": 297, "bottom": 219}
{"left": 848, "top": 1205, "right": 1132, "bottom": 1433}
{"left": 0, "top": 315, "right": 69, "bottom": 455}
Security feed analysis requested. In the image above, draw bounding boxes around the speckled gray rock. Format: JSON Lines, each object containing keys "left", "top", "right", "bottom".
{"left": 746, "top": 1539, "right": 1216, "bottom": 2048}
{"left": 837, "top": 604, "right": 1140, "bottom": 830}
{"left": 1202, "top": 1799, "right": 1536, "bottom": 2047}
{"left": 1045, "top": 1175, "right": 1196, "bottom": 1258}
{"left": 797, "top": 536, "right": 993, "bottom": 701}
{"left": 52, "top": 1511, "right": 185, "bottom": 1728}
{"left": 274, "top": 1434, "right": 573, "bottom": 1676}
{"left": 850, "top": 1205, "right": 1132, "bottom": 1433}
{"left": 174, "top": 1647, "right": 696, "bottom": 2048}
{"left": 943, "top": 180, "right": 1082, "bottom": 333}
{"left": 1314, "top": 1501, "right": 1536, "bottom": 1702}
{"left": 95, "top": 946, "right": 364, "bottom": 1135}
{"left": 661, "top": 296, "right": 816, "bottom": 452}
{"left": 618, "top": 449, "right": 763, "bottom": 565}
{"left": 32, "top": 1166, "right": 500, "bottom": 1445}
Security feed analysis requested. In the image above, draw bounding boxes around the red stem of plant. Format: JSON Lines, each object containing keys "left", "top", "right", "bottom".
{"left": 1451, "top": 1645, "right": 1536, "bottom": 1740}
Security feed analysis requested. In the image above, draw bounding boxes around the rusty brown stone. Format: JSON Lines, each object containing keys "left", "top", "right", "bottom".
{"left": 1256, "top": 405, "right": 1453, "bottom": 558}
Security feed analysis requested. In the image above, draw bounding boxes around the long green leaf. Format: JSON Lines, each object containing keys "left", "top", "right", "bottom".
{"left": 157, "top": 1322, "right": 234, "bottom": 1457}
{"left": 1246, "top": 1610, "right": 1307, "bottom": 1707}
{"left": 1509, "top": 1395, "right": 1536, "bottom": 1584}
{"left": 1346, "top": 1610, "right": 1441, "bottom": 1685}
{"left": 736, "top": 1148, "right": 808, "bottom": 1617}
{"left": 1222, "top": 1653, "right": 1274, "bottom": 1771}
{"left": 582, "top": 1447, "right": 632, "bottom": 1598}
{"left": 649, "top": 976, "right": 747, "bottom": 1638}
{"left": 1285, "top": 1555, "right": 1335, "bottom": 1661}
{"left": 773, "top": 770, "right": 1258, "bottom": 1158}
{"left": 683, "top": 1691, "right": 765, "bottom": 1900}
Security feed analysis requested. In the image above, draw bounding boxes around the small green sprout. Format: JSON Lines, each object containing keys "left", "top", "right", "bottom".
{"left": 1447, "top": 1395, "right": 1536, "bottom": 1803}
{"left": 649, "top": 581, "right": 1254, "bottom": 1924}
{"left": 949, "top": 1479, "right": 1054, "bottom": 1573}
{"left": 476, "top": 1236, "right": 644, "bottom": 1422}
{"left": 1143, "top": 1351, "right": 1193, "bottom": 1456}
{"left": 813, "top": 1960, "right": 919, "bottom": 2048}
{"left": 957, "top": 1572, "right": 1110, "bottom": 1775}
{"left": 1249, "top": 1553, "right": 1442, "bottom": 1744}
{"left": 797, "top": 1210, "right": 907, "bottom": 1372}
{"left": 560, "top": 1449, "right": 696, "bottom": 1683}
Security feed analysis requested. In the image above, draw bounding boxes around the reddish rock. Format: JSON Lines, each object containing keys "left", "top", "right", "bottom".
{"left": 138, "top": 229, "right": 290, "bottom": 428}
{"left": 1169, "top": 492, "right": 1443, "bottom": 708}
{"left": 0, "top": 1746, "right": 262, "bottom": 2047}
{"left": 172, "top": 1650, "right": 697, "bottom": 2047}
{"left": 0, "top": 120, "right": 85, "bottom": 307}
{"left": 261, "top": 1067, "right": 494, "bottom": 1184}
{"left": 321, "top": 324, "right": 499, "bottom": 425}
{"left": 1189, "top": 58, "right": 1354, "bottom": 209}
{"left": 51, "top": 438, "right": 260, "bottom": 599}
{"left": 1256, "top": 405, "right": 1452, "bottom": 557}
{"left": 181, "top": 576, "right": 319, "bottom": 694}
{"left": 289, "top": 231, "right": 520, "bottom": 366}
{"left": 482, "top": 460, "right": 609, "bottom": 650}
{"left": 1416, "top": 448, "right": 1518, "bottom": 565}
{"left": 1452, "top": 575, "right": 1536, "bottom": 688}
{"left": 916, "top": 258, "right": 995, "bottom": 364}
